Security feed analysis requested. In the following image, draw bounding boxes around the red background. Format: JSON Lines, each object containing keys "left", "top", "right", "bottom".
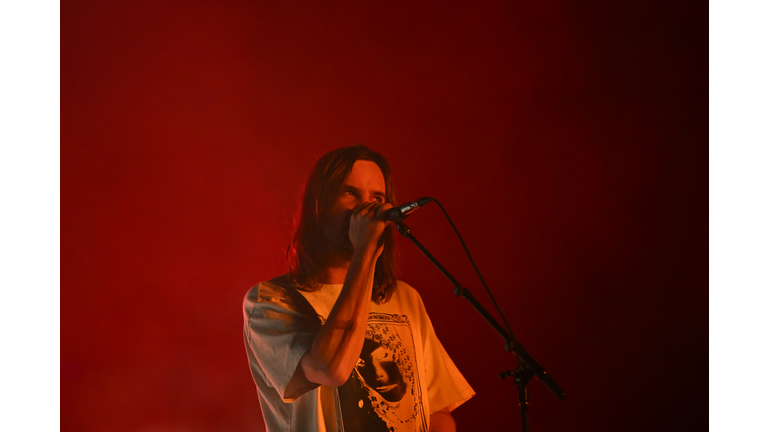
{"left": 62, "top": 1, "right": 708, "bottom": 431}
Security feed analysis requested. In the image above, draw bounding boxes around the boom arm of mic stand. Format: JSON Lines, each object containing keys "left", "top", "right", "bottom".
{"left": 395, "top": 220, "right": 567, "bottom": 401}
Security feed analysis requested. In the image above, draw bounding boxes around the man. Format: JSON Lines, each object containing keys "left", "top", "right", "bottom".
{"left": 243, "top": 145, "right": 474, "bottom": 431}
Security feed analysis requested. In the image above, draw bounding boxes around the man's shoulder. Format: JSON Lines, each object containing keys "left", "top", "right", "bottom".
{"left": 393, "top": 279, "right": 419, "bottom": 296}
{"left": 244, "top": 274, "right": 308, "bottom": 309}
{"left": 388, "top": 280, "right": 426, "bottom": 307}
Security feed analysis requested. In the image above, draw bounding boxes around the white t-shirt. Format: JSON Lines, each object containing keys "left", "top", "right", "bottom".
{"left": 243, "top": 279, "right": 475, "bottom": 432}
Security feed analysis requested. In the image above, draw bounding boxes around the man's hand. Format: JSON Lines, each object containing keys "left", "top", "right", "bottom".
{"left": 348, "top": 202, "right": 392, "bottom": 260}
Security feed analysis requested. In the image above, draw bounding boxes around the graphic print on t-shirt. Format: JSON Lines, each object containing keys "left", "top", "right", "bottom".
{"left": 337, "top": 313, "right": 427, "bottom": 432}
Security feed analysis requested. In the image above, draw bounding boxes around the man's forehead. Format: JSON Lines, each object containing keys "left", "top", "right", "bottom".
{"left": 345, "top": 160, "right": 386, "bottom": 191}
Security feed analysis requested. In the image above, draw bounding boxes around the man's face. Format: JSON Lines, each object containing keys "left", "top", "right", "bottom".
{"left": 322, "top": 160, "right": 386, "bottom": 254}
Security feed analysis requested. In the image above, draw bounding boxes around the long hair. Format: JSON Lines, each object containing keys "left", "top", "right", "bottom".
{"left": 286, "top": 145, "right": 398, "bottom": 304}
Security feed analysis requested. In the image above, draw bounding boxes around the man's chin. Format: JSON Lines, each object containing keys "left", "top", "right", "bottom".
{"left": 325, "top": 244, "right": 354, "bottom": 263}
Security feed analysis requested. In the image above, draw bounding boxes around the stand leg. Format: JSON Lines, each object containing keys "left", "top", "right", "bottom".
{"left": 516, "top": 379, "right": 529, "bottom": 432}
{"left": 502, "top": 367, "right": 533, "bottom": 432}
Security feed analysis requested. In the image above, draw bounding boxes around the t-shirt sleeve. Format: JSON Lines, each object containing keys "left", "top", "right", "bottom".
{"left": 423, "top": 325, "right": 475, "bottom": 413}
{"left": 243, "top": 282, "right": 321, "bottom": 402}
{"left": 405, "top": 283, "right": 476, "bottom": 414}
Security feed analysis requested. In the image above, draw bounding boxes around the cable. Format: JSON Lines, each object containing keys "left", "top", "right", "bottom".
{"left": 427, "top": 197, "right": 514, "bottom": 338}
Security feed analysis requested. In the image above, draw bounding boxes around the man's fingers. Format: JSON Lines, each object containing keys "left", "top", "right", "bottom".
{"left": 353, "top": 202, "right": 392, "bottom": 218}
{"left": 352, "top": 202, "right": 375, "bottom": 216}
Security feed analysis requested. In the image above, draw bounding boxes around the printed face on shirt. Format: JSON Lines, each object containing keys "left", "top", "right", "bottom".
{"left": 358, "top": 339, "right": 408, "bottom": 402}
{"left": 322, "top": 160, "right": 386, "bottom": 254}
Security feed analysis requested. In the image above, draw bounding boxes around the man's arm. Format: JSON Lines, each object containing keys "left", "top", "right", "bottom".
{"left": 299, "top": 202, "right": 391, "bottom": 386}
{"left": 430, "top": 408, "right": 456, "bottom": 432}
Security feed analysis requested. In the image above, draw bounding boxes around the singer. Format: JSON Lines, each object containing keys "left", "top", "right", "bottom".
{"left": 243, "top": 145, "right": 474, "bottom": 432}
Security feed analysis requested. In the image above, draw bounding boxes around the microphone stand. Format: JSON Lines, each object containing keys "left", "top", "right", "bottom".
{"left": 395, "top": 220, "right": 566, "bottom": 432}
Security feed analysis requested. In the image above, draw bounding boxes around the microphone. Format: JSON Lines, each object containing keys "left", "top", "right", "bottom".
{"left": 384, "top": 197, "right": 432, "bottom": 222}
